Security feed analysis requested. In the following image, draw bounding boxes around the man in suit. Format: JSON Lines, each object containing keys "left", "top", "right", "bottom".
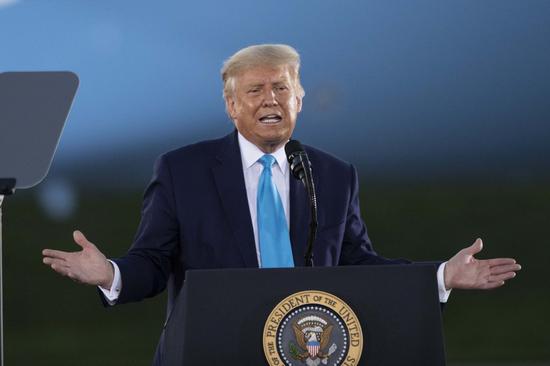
{"left": 42, "top": 44, "right": 520, "bottom": 319}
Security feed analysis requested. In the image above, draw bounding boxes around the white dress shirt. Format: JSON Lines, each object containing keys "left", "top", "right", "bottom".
{"left": 100, "top": 133, "right": 451, "bottom": 303}
{"left": 238, "top": 133, "right": 290, "bottom": 267}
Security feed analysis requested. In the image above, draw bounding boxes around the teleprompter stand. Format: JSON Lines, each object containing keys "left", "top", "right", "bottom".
{"left": 0, "top": 72, "right": 79, "bottom": 366}
{"left": 156, "top": 264, "right": 447, "bottom": 366}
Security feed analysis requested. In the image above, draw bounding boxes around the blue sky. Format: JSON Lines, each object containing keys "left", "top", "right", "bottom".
{"left": 1, "top": 0, "right": 549, "bottom": 185}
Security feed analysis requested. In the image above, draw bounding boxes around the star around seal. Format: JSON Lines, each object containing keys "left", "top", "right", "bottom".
{"left": 263, "top": 290, "right": 363, "bottom": 366}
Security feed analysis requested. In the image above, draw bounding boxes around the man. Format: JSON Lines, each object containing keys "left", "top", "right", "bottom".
{"left": 42, "top": 43, "right": 520, "bottom": 352}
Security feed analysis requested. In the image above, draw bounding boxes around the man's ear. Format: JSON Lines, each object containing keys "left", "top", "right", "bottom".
{"left": 225, "top": 95, "right": 237, "bottom": 119}
{"left": 296, "top": 95, "right": 303, "bottom": 113}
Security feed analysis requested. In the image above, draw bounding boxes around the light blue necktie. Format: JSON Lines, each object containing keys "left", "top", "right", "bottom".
{"left": 257, "top": 154, "right": 295, "bottom": 268}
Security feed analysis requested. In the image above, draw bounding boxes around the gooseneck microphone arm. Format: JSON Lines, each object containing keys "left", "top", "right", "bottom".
{"left": 285, "top": 140, "right": 317, "bottom": 267}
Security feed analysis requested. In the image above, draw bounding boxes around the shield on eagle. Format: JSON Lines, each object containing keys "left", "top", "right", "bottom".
{"left": 306, "top": 340, "right": 320, "bottom": 358}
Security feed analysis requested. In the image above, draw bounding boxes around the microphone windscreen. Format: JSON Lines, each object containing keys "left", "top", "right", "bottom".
{"left": 285, "top": 139, "right": 304, "bottom": 161}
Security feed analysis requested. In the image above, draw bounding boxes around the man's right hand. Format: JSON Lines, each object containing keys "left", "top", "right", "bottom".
{"left": 42, "top": 230, "right": 114, "bottom": 289}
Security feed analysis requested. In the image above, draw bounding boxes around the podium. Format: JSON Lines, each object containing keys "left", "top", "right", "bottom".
{"left": 156, "top": 264, "right": 446, "bottom": 366}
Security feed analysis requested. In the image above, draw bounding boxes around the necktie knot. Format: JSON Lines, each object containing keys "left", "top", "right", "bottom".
{"left": 259, "top": 154, "right": 276, "bottom": 170}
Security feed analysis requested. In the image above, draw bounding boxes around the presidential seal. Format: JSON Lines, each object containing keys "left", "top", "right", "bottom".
{"left": 263, "top": 290, "right": 363, "bottom": 366}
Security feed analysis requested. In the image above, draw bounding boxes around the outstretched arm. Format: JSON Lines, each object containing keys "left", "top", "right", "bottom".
{"left": 42, "top": 230, "right": 114, "bottom": 289}
{"left": 444, "top": 238, "right": 521, "bottom": 290}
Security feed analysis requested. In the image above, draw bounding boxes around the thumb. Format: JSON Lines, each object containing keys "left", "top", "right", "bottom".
{"left": 73, "top": 230, "right": 93, "bottom": 249}
{"left": 463, "top": 238, "right": 483, "bottom": 256}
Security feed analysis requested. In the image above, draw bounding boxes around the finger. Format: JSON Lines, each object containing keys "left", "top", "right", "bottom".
{"left": 73, "top": 230, "right": 92, "bottom": 249}
{"left": 43, "top": 257, "right": 67, "bottom": 266}
{"left": 488, "top": 272, "right": 517, "bottom": 282}
{"left": 487, "top": 258, "right": 517, "bottom": 267}
{"left": 490, "top": 263, "right": 521, "bottom": 275}
{"left": 42, "top": 249, "right": 70, "bottom": 260}
{"left": 48, "top": 261, "right": 82, "bottom": 281}
{"left": 48, "top": 261, "right": 71, "bottom": 275}
{"left": 480, "top": 281, "right": 506, "bottom": 290}
{"left": 44, "top": 258, "right": 73, "bottom": 277}
{"left": 463, "top": 238, "right": 483, "bottom": 256}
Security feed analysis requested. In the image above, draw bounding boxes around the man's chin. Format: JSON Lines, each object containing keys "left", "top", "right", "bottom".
{"left": 256, "top": 136, "right": 289, "bottom": 153}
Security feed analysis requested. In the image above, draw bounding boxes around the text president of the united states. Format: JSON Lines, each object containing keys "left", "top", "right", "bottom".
{"left": 42, "top": 43, "right": 521, "bottom": 358}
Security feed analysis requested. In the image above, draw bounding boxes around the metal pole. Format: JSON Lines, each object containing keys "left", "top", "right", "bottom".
{"left": 0, "top": 194, "right": 4, "bottom": 366}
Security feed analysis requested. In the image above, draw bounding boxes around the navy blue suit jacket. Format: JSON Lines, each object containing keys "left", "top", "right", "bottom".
{"left": 114, "top": 131, "right": 407, "bottom": 313}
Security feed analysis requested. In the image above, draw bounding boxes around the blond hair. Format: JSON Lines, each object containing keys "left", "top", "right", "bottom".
{"left": 221, "top": 44, "right": 305, "bottom": 98}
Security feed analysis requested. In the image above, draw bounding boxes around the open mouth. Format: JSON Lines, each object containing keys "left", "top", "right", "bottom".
{"left": 259, "top": 114, "right": 282, "bottom": 124}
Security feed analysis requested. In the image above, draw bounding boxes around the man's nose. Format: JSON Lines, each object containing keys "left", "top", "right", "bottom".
{"left": 262, "top": 88, "right": 278, "bottom": 106}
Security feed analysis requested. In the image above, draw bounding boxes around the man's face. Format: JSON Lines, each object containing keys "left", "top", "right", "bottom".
{"left": 225, "top": 65, "right": 303, "bottom": 153}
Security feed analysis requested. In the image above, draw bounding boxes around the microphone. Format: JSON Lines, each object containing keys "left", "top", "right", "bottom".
{"left": 285, "top": 140, "right": 317, "bottom": 267}
{"left": 285, "top": 140, "right": 309, "bottom": 184}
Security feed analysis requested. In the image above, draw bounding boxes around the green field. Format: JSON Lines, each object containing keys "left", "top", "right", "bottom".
{"left": 3, "top": 182, "right": 549, "bottom": 365}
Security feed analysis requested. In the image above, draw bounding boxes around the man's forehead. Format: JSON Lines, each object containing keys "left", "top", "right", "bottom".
{"left": 236, "top": 65, "right": 293, "bottom": 84}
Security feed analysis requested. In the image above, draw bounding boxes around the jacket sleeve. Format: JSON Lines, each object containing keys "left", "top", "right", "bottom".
{"left": 113, "top": 154, "right": 180, "bottom": 304}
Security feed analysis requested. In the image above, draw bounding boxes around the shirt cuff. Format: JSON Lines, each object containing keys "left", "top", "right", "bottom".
{"left": 437, "top": 262, "right": 452, "bottom": 303}
{"left": 98, "top": 260, "right": 122, "bottom": 305}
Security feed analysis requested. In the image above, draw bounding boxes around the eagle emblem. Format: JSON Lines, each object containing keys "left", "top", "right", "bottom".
{"left": 263, "top": 291, "right": 363, "bottom": 366}
{"left": 289, "top": 315, "right": 338, "bottom": 365}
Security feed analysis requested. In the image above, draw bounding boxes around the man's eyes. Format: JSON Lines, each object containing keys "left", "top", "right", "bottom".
{"left": 246, "top": 85, "right": 288, "bottom": 93}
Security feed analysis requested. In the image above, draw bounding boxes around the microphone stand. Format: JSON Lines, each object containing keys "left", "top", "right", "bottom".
{"left": 286, "top": 140, "right": 318, "bottom": 268}
{"left": 0, "top": 178, "right": 15, "bottom": 366}
{"left": 301, "top": 159, "right": 317, "bottom": 267}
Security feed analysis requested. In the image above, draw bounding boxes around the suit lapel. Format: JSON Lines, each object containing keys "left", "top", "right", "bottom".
{"left": 212, "top": 131, "right": 258, "bottom": 268}
{"left": 289, "top": 174, "right": 309, "bottom": 267}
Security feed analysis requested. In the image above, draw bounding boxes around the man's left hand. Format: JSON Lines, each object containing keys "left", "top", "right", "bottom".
{"left": 444, "top": 238, "right": 521, "bottom": 290}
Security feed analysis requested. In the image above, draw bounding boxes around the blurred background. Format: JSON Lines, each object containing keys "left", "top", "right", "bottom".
{"left": 1, "top": 0, "right": 549, "bottom": 365}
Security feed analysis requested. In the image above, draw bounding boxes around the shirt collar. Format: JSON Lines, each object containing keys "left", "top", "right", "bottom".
{"left": 237, "top": 132, "right": 288, "bottom": 175}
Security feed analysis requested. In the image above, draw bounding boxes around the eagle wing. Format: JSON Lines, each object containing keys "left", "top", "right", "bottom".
{"left": 320, "top": 325, "right": 334, "bottom": 350}
{"left": 292, "top": 323, "right": 307, "bottom": 350}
